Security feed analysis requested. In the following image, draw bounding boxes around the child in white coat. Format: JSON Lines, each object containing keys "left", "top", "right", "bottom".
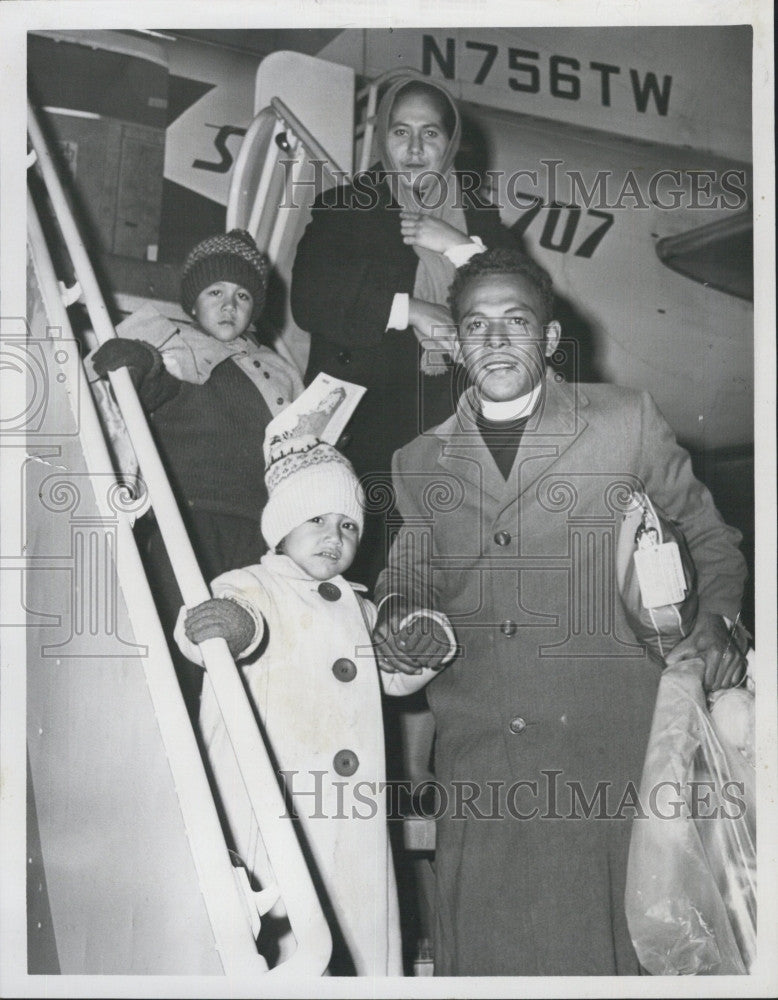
{"left": 174, "top": 436, "right": 455, "bottom": 975}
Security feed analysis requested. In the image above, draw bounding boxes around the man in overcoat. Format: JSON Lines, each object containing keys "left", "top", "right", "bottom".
{"left": 373, "top": 247, "right": 747, "bottom": 975}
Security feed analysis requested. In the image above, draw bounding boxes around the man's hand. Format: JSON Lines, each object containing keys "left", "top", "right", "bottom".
{"left": 665, "top": 610, "right": 747, "bottom": 692}
{"left": 399, "top": 210, "right": 471, "bottom": 254}
{"left": 184, "top": 598, "right": 256, "bottom": 659}
{"left": 372, "top": 596, "right": 450, "bottom": 675}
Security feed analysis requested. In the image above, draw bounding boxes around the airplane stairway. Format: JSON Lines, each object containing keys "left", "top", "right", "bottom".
{"left": 20, "top": 98, "right": 334, "bottom": 983}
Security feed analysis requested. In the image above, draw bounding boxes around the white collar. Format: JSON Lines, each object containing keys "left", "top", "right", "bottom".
{"left": 479, "top": 381, "right": 543, "bottom": 422}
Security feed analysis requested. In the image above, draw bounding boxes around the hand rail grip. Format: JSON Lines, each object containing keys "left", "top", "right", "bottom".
{"left": 27, "top": 98, "right": 332, "bottom": 977}
{"left": 227, "top": 100, "right": 350, "bottom": 265}
{"left": 237, "top": 110, "right": 284, "bottom": 237}
{"left": 358, "top": 79, "right": 380, "bottom": 175}
{"left": 270, "top": 96, "right": 350, "bottom": 184}
{"left": 267, "top": 132, "right": 305, "bottom": 265}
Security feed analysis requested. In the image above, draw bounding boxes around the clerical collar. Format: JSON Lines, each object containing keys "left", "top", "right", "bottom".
{"left": 479, "top": 382, "right": 543, "bottom": 423}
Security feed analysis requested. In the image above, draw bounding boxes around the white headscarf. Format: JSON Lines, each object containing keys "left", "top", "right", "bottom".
{"left": 375, "top": 73, "right": 465, "bottom": 373}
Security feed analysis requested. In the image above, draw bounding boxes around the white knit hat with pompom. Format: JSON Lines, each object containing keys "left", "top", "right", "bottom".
{"left": 261, "top": 435, "right": 364, "bottom": 548}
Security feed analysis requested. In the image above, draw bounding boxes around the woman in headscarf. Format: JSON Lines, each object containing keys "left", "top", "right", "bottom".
{"left": 291, "top": 72, "right": 517, "bottom": 585}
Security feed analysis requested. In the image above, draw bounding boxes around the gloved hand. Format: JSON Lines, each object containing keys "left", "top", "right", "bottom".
{"left": 92, "top": 338, "right": 158, "bottom": 380}
{"left": 183, "top": 598, "right": 256, "bottom": 659}
{"left": 92, "top": 338, "right": 180, "bottom": 412}
{"left": 373, "top": 595, "right": 452, "bottom": 674}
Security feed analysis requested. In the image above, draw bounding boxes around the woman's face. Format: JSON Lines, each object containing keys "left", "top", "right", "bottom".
{"left": 385, "top": 91, "right": 450, "bottom": 182}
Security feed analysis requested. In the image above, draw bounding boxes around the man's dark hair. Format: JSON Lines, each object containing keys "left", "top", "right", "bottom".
{"left": 448, "top": 247, "right": 555, "bottom": 324}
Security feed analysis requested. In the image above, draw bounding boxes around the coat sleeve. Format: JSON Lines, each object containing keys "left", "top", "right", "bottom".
{"left": 290, "top": 188, "right": 414, "bottom": 349}
{"left": 380, "top": 663, "right": 444, "bottom": 697}
{"left": 291, "top": 185, "right": 518, "bottom": 352}
{"left": 374, "top": 445, "right": 442, "bottom": 612}
{"left": 375, "top": 453, "right": 458, "bottom": 695}
{"left": 465, "top": 201, "right": 521, "bottom": 253}
{"left": 636, "top": 391, "right": 747, "bottom": 621}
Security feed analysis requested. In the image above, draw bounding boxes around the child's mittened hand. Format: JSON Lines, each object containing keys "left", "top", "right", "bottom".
{"left": 184, "top": 598, "right": 255, "bottom": 658}
{"left": 93, "top": 338, "right": 179, "bottom": 411}
{"left": 92, "top": 338, "right": 157, "bottom": 379}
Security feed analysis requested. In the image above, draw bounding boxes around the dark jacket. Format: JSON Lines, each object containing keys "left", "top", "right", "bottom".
{"left": 291, "top": 173, "right": 517, "bottom": 473}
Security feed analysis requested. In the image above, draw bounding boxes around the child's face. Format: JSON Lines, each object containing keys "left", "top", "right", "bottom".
{"left": 193, "top": 281, "right": 254, "bottom": 341}
{"left": 280, "top": 513, "right": 359, "bottom": 581}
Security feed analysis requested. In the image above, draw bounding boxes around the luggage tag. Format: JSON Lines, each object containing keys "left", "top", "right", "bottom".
{"left": 633, "top": 501, "right": 688, "bottom": 609}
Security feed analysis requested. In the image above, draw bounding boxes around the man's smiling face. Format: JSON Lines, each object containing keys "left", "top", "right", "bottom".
{"left": 456, "top": 272, "right": 560, "bottom": 403}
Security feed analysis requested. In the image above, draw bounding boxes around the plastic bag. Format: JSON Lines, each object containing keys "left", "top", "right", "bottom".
{"left": 615, "top": 492, "right": 698, "bottom": 660}
{"left": 625, "top": 659, "right": 756, "bottom": 974}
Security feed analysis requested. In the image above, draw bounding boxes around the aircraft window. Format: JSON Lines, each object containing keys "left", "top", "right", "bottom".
{"left": 655, "top": 209, "right": 753, "bottom": 301}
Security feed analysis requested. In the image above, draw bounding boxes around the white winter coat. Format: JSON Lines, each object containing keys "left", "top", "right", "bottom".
{"left": 175, "top": 552, "right": 406, "bottom": 975}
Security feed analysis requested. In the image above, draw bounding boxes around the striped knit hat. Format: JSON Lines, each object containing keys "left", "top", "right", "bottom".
{"left": 261, "top": 436, "right": 364, "bottom": 548}
{"left": 180, "top": 229, "right": 269, "bottom": 320}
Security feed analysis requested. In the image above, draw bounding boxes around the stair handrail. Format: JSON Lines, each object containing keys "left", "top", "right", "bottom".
{"left": 27, "top": 97, "right": 332, "bottom": 978}
{"left": 27, "top": 188, "right": 273, "bottom": 978}
{"left": 269, "top": 96, "right": 350, "bottom": 184}
{"left": 226, "top": 97, "right": 350, "bottom": 263}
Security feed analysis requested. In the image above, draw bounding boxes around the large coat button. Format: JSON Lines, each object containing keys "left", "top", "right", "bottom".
{"left": 336, "top": 349, "right": 352, "bottom": 365}
{"left": 318, "top": 582, "right": 341, "bottom": 601}
{"left": 494, "top": 530, "right": 511, "bottom": 546}
{"left": 509, "top": 716, "right": 527, "bottom": 734}
{"left": 501, "top": 620, "right": 517, "bottom": 637}
{"left": 333, "top": 749, "right": 359, "bottom": 776}
{"left": 332, "top": 658, "right": 357, "bottom": 682}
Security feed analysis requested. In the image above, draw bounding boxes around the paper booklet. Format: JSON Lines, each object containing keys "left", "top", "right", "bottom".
{"left": 262, "top": 372, "right": 366, "bottom": 462}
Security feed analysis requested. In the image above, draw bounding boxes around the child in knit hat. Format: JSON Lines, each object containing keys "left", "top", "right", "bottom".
{"left": 91, "top": 229, "right": 303, "bottom": 574}
{"left": 174, "top": 436, "right": 455, "bottom": 975}
{"left": 90, "top": 230, "right": 304, "bottom": 714}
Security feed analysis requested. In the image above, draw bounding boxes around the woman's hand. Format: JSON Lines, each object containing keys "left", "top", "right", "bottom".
{"left": 400, "top": 210, "right": 471, "bottom": 254}
{"left": 407, "top": 298, "right": 460, "bottom": 358}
